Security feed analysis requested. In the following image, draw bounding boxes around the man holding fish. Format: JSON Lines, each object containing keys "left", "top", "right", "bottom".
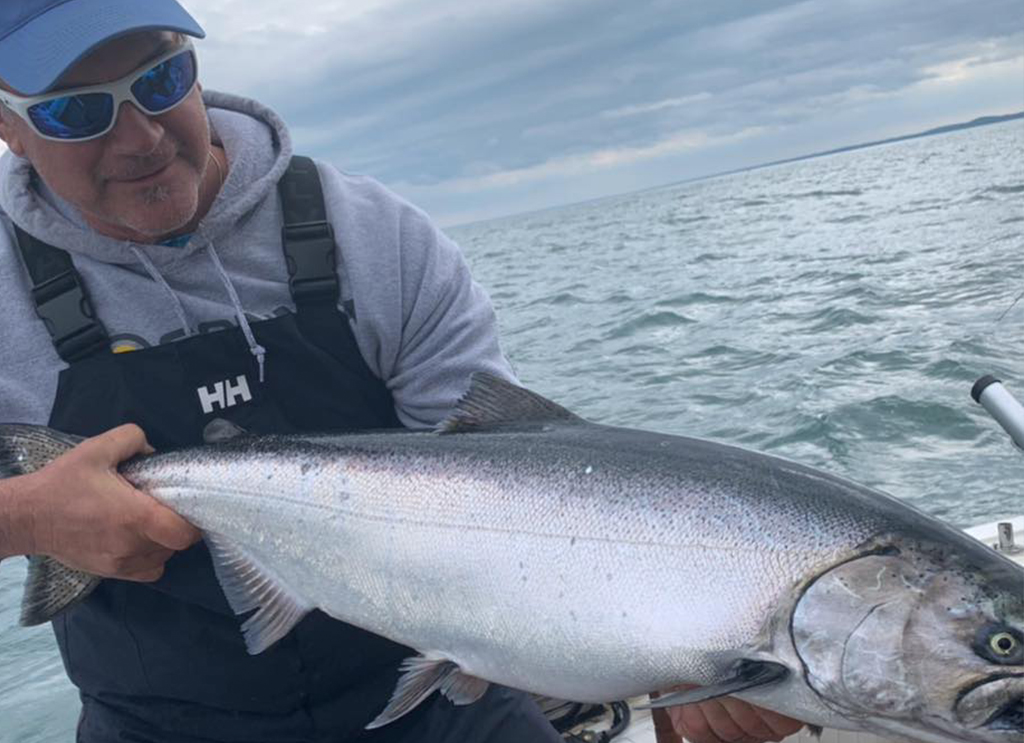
{"left": 0, "top": 1, "right": 804, "bottom": 742}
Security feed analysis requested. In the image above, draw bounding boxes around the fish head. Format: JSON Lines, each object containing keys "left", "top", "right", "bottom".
{"left": 790, "top": 541, "right": 1023, "bottom": 743}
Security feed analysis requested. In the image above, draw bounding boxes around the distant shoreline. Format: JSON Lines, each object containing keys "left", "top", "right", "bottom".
{"left": 452, "top": 111, "right": 1024, "bottom": 229}
{"left": 719, "top": 111, "right": 1024, "bottom": 177}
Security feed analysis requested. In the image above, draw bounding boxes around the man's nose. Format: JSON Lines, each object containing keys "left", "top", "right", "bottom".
{"left": 107, "top": 101, "right": 164, "bottom": 154}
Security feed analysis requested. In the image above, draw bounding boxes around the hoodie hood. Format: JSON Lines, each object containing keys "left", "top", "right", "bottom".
{"left": 1, "top": 88, "right": 516, "bottom": 432}
{"left": 0, "top": 89, "right": 293, "bottom": 269}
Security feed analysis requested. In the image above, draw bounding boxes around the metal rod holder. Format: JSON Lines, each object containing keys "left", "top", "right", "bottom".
{"left": 972, "top": 376, "right": 1024, "bottom": 452}
{"left": 996, "top": 522, "right": 1021, "bottom": 554}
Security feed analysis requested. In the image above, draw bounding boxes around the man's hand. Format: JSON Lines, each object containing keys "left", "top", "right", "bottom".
{"left": 17, "top": 424, "right": 201, "bottom": 581}
{"left": 652, "top": 686, "right": 805, "bottom": 743}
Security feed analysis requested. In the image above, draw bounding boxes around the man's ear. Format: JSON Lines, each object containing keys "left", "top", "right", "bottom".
{"left": 0, "top": 107, "right": 27, "bottom": 157}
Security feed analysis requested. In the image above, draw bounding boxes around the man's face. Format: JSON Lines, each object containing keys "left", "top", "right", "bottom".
{"left": 0, "top": 31, "right": 210, "bottom": 242}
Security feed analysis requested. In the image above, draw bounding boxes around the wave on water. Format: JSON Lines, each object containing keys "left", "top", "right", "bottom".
{"left": 654, "top": 291, "right": 738, "bottom": 307}
{"left": 603, "top": 310, "right": 697, "bottom": 339}
{"left": 818, "top": 348, "right": 919, "bottom": 374}
{"left": 984, "top": 184, "right": 1024, "bottom": 195}
{"left": 660, "top": 214, "right": 710, "bottom": 226}
{"left": 788, "top": 188, "right": 865, "bottom": 198}
{"left": 830, "top": 396, "right": 979, "bottom": 443}
{"left": 804, "top": 306, "right": 879, "bottom": 332}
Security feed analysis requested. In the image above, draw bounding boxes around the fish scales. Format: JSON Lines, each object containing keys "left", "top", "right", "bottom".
{"left": 127, "top": 424, "right": 889, "bottom": 700}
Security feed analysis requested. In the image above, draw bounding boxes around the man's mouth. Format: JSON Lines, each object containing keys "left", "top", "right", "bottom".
{"left": 116, "top": 158, "right": 176, "bottom": 183}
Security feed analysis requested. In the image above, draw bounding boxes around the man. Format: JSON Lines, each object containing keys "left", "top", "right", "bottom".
{"left": 0, "top": 2, "right": 804, "bottom": 742}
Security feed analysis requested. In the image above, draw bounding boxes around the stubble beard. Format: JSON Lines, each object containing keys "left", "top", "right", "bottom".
{"left": 124, "top": 177, "right": 199, "bottom": 239}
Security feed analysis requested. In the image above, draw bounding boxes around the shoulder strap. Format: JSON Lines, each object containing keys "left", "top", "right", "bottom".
{"left": 277, "top": 155, "right": 340, "bottom": 309}
{"left": 13, "top": 225, "right": 110, "bottom": 363}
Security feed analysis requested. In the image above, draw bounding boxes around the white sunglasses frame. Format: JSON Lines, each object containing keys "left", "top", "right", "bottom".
{"left": 0, "top": 40, "right": 198, "bottom": 143}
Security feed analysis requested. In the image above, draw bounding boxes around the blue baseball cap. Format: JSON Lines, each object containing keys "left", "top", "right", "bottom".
{"left": 0, "top": 0, "right": 205, "bottom": 95}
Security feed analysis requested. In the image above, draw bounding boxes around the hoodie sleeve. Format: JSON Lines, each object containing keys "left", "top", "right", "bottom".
{"left": 317, "top": 163, "right": 516, "bottom": 428}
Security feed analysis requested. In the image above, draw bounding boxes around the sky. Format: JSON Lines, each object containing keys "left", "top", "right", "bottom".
{"left": 185, "top": 0, "right": 1023, "bottom": 225}
{"left": 11, "top": 0, "right": 1024, "bottom": 226}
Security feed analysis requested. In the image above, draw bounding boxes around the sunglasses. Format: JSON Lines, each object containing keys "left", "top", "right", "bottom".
{"left": 0, "top": 41, "right": 198, "bottom": 142}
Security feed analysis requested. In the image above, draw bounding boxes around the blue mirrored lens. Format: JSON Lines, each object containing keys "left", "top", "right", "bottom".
{"left": 131, "top": 50, "right": 196, "bottom": 112}
{"left": 27, "top": 93, "right": 114, "bottom": 140}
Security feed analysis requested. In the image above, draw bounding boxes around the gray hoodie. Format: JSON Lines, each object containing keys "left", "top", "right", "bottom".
{"left": 0, "top": 91, "right": 514, "bottom": 429}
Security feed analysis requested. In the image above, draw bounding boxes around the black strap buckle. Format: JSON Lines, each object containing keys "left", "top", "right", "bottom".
{"left": 31, "top": 271, "right": 109, "bottom": 361}
{"left": 282, "top": 220, "right": 339, "bottom": 305}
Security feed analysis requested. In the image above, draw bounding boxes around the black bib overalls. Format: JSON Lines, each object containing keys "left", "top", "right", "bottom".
{"left": 13, "top": 157, "right": 561, "bottom": 743}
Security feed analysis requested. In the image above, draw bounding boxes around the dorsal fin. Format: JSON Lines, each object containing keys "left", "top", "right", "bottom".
{"left": 438, "top": 373, "right": 583, "bottom": 433}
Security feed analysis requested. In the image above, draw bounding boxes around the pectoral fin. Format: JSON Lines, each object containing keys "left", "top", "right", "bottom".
{"left": 366, "top": 654, "right": 490, "bottom": 729}
{"left": 637, "top": 660, "right": 789, "bottom": 709}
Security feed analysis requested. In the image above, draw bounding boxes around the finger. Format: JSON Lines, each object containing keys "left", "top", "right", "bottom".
{"left": 674, "top": 703, "right": 721, "bottom": 743}
{"left": 750, "top": 707, "right": 806, "bottom": 740}
{"left": 108, "top": 547, "right": 176, "bottom": 577}
{"left": 121, "top": 564, "right": 166, "bottom": 583}
{"left": 115, "top": 544, "right": 176, "bottom": 573}
{"left": 652, "top": 708, "right": 680, "bottom": 743}
{"left": 86, "top": 424, "right": 151, "bottom": 465}
{"left": 87, "top": 547, "right": 173, "bottom": 579}
{"left": 700, "top": 698, "right": 753, "bottom": 743}
{"left": 142, "top": 503, "right": 202, "bottom": 551}
{"left": 718, "top": 697, "right": 782, "bottom": 741}
{"left": 650, "top": 690, "right": 681, "bottom": 743}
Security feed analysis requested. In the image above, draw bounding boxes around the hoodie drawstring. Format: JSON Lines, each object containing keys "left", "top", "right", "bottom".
{"left": 129, "top": 245, "right": 193, "bottom": 338}
{"left": 130, "top": 240, "right": 267, "bottom": 383}
{"left": 204, "top": 238, "right": 267, "bottom": 383}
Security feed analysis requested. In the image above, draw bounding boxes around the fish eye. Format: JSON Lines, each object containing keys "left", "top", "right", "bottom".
{"left": 990, "top": 632, "right": 1018, "bottom": 657}
{"left": 974, "top": 626, "right": 1023, "bottom": 665}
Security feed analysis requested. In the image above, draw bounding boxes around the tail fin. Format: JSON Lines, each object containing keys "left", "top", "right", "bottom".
{"left": 0, "top": 424, "right": 83, "bottom": 477}
{"left": 20, "top": 555, "right": 102, "bottom": 626}
{"left": 0, "top": 424, "right": 101, "bottom": 625}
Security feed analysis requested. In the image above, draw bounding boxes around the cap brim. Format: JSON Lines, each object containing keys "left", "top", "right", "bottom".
{"left": 0, "top": 0, "right": 205, "bottom": 95}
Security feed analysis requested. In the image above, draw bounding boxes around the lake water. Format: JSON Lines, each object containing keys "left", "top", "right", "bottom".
{"left": 2, "top": 120, "right": 1021, "bottom": 742}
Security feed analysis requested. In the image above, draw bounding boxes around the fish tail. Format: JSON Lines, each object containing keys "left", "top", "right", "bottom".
{"left": 20, "top": 555, "right": 102, "bottom": 626}
{"left": 0, "top": 424, "right": 83, "bottom": 478}
{"left": 0, "top": 424, "right": 100, "bottom": 625}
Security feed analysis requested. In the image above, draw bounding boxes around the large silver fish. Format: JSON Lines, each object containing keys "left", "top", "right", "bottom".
{"left": 1, "top": 374, "right": 1021, "bottom": 743}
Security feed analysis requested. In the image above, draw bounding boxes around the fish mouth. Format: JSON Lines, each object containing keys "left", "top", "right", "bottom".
{"left": 983, "top": 695, "right": 1023, "bottom": 733}
{"left": 956, "top": 675, "right": 1024, "bottom": 734}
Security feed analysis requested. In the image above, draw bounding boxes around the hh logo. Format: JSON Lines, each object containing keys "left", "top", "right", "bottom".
{"left": 197, "top": 375, "right": 253, "bottom": 414}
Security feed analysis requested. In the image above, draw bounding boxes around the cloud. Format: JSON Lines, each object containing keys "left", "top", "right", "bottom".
{"left": 178, "top": 0, "right": 1024, "bottom": 220}
{"left": 600, "top": 93, "right": 715, "bottom": 120}
{"left": 428, "top": 125, "right": 766, "bottom": 193}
